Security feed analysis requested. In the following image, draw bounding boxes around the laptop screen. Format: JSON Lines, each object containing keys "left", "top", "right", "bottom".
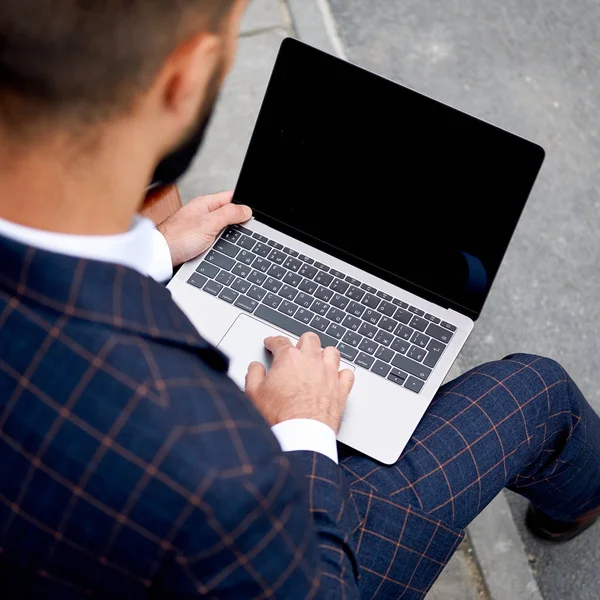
{"left": 233, "top": 39, "right": 545, "bottom": 320}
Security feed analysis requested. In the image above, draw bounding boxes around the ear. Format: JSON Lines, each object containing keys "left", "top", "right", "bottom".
{"left": 154, "top": 32, "right": 221, "bottom": 141}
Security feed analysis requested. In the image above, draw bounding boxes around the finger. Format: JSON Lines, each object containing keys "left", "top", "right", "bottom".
{"left": 264, "top": 336, "right": 294, "bottom": 356}
{"left": 322, "top": 346, "right": 341, "bottom": 371}
{"left": 296, "top": 332, "right": 322, "bottom": 356}
{"left": 245, "top": 361, "right": 267, "bottom": 396}
{"left": 207, "top": 203, "right": 252, "bottom": 232}
{"left": 196, "top": 191, "right": 235, "bottom": 212}
{"left": 338, "top": 369, "right": 355, "bottom": 400}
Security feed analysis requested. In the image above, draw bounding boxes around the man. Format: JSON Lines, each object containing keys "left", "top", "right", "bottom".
{"left": 0, "top": 0, "right": 599, "bottom": 598}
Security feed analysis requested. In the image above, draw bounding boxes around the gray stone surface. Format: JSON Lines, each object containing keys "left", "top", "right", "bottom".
{"left": 328, "top": 1, "right": 600, "bottom": 598}
{"left": 469, "top": 492, "right": 542, "bottom": 600}
{"left": 426, "top": 542, "right": 483, "bottom": 600}
{"left": 178, "top": 2, "right": 289, "bottom": 203}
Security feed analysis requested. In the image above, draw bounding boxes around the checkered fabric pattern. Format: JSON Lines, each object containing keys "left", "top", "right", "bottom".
{"left": 2, "top": 235, "right": 600, "bottom": 599}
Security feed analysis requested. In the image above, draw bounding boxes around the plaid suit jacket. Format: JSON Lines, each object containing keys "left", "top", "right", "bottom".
{"left": 0, "top": 235, "right": 463, "bottom": 599}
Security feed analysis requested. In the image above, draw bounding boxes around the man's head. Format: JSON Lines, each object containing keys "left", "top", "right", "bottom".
{"left": 0, "top": 0, "right": 246, "bottom": 185}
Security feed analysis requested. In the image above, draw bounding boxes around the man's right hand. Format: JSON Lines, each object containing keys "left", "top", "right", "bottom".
{"left": 245, "top": 333, "right": 355, "bottom": 434}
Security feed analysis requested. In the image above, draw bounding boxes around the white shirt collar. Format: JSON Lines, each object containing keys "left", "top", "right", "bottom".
{"left": 0, "top": 215, "right": 173, "bottom": 282}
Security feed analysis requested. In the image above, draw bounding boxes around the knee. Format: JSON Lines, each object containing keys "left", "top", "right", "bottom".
{"left": 502, "top": 353, "right": 567, "bottom": 381}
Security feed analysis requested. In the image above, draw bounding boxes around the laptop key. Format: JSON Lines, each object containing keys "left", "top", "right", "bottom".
{"left": 233, "top": 225, "right": 253, "bottom": 236}
{"left": 219, "top": 288, "right": 239, "bottom": 304}
{"left": 267, "top": 250, "right": 287, "bottom": 265}
{"left": 405, "top": 376, "right": 425, "bottom": 394}
{"left": 267, "top": 264, "right": 286, "bottom": 280}
{"left": 388, "top": 371, "right": 407, "bottom": 386}
{"left": 410, "top": 316, "right": 429, "bottom": 332}
{"left": 299, "top": 263, "right": 318, "bottom": 279}
{"left": 371, "top": 361, "right": 391, "bottom": 378}
{"left": 232, "top": 263, "right": 251, "bottom": 279}
{"left": 298, "top": 254, "right": 314, "bottom": 264}
{"left": 337, "top": 343, "right": 359, "bottom": 362}
{"left": 278, "top": 285, "right": 298, "bottom": 301}
{"left": 247, "top": 285, "right": 267, "bottom": 302}
{"left": 216, "top": 271, "right": 235, "bottom": 287}
{"left": 345, "top": 276, "right": 361, "bottom": 286}
{"left": 379, "top": 317, "right": 399, "bottom": 333}
{"left": 232, "top": 278, "right": 250, "bottom": 295}
{"left": 408, "top": 306, "right": 425, "bottom": 317}
{"left": 346, "top": 301, "right": 365, "bottom": 317}
{"left": 206, "top": 251, "right": 235, "bottom": 271}
{"left": 411, "top": 332, "right": 430, "bottom": 349}
{"left": 425, "top": 313, "right": 441, "bottom": 324}
{"left": 314, "top": 286, "right": 333, "bottom": 302}
{"left": 375, "top": 330, "right": 393, "bottom": 347}
{"left": 440, "top": 321, "right": 457, "bottom": 332}
{"left": 423, "top": 339, "right": 446, "bottom": 368}
{"left": 284, "top": 247, "right": 299, "bottom": 257}
{"left": 196, "top": 261, "right": 219, "bottom": 279}
{"left": 223, "top": 228, "right": 242, "bottom": 243}
{"left": 426, "top": 323, "right": 454, "bottom": 343}
{"left": 283, "top": 271, "right": 302, "bottom": 287}
{"left": 331, "top": 278, "right": 350, "bottom": 294}
{"left": 377, "top": 291, "right": 393, "bottom": 302}
{"left": 255, "top": 305, "right": 337, "bottom": 348}
{"left": 359, "top": 338, "right": 378, "bottom": 355}
{"left": 392, "top": 299, "right": 409, "bottom": 309}
{"left": 342, "top": 315, "right": 361, "bottom": 331}
{"left": 262, "top": 293, "right": 282, "bottom": 309}
{"left": 327, "top": 323, "right": 346, "bottom": 340}
{"left": 214, "top": 239, "right": 240, "bottom": 258}
{"left": 361, "top": 294, "right": 380, "bottom": 309}
{"left": 187, "top": 273, "right": 208, "bottom": 290}
{"left": 331, "top": 293, "right": 350, "bottom": 310}
{"left": 267, "top": 240, "right": 283, "bottom": 250}
{"left": 391, "top": 355, "right": 432, "bottom": 381}
{"left": 283, "top": 257, "right": 303, "bottom": 272}
{"left": 395, "top": 324, "right": 415, "bottom": 341}
{"left": 358, "top": 322, "right": 377, "bottom": 339}
{"left": 346, "top": 286, "right": 365, "bottom": 301}
{"left": 326, "top": 307, "right": 346, "bottom": 324}
{"left": 237, "top": 235, "right": 256, "bottom": 251}
{"left": 314, "top": 262, "right": 330, "bottom": 272}
{"left": 295, "top": 293, "right": 313, "bottom": 309}
{"left": 279, "top": 300, "right": 298, "bottom": 317}
{"left": 375, "top": 346, "right": 394, "bottom": 363}
{"left": 342, "top": 331, "right": 362, "bottom": 348}
{"left": 356, "top": 353, "right": 375, "bottom": 370}
{"left": 310, "top": 299, "right": 329, "bottom": 316}
{"left": 362, "top": 309, "right": 382, "bottom": 326}
{"left": 315, "top": 271, "right": 334, "bottom": 286}
{"left": 361, "top": 283, "right": 377, "bottom": 294}
{"left": 299, "top": 279, "right": 318, "bottom": 294}
{"left": 263, "top": 278, "right": 282, "bottom": 293}
{"left": 391, "top": 338, "right": 410, "bottom": 354}
{"left": 330, "top": 269, "right": 346, "bottom": 279}
{"left": 252, "top": 257, "right": 271, "bottom": 273}
{"left": 253, "top": 243, "right": 271, "bottom": 258}
{"left": 203, "top": 280, "right": 223, "bottom": 296}
{"left": 295, "top": 308, "right": 313, "bottom": 325}
{"left": 248, "top": 270, "right": 267, "bottom": 285}
{"left": 252, "top": 232, "right": 268, "bottom": 242}
{"left": 237, "top": 250, "right": 256, "bottom": 266}
{"left": 394, "top": 308, "right": 412, "bottom": 324}
{"left": 311, "top": 315, "right": 331, "bottom": 332}
{"left": 408, "top": 345, "right": 426, "bottom": 362}
{"left": 378, "top": 301, "right": 396, "bottom": 317}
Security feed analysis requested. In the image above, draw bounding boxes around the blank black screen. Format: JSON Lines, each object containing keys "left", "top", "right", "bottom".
{"left": 233, "top": 39, "right": 545, "bottom": 320}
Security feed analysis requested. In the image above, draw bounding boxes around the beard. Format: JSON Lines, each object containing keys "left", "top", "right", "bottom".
{"left": 150, "top": 61, "right": 224, "bottom": 187}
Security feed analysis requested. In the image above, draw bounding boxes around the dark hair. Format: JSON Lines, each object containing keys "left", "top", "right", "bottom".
{"left": 0, "top": 0, "right": 234, "bottom": 138}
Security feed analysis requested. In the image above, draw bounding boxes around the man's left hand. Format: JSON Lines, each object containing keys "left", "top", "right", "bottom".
{"left": 157, "top": 191, "right": 252, "bottom": 267}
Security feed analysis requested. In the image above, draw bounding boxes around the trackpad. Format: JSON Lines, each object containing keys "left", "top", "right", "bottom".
{"left": 218, "top": 315, "right": 354, "bottom": 391}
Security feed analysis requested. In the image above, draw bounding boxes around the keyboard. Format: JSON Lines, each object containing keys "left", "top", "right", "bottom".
{"left": 186, "top": 225, "right": 457, "bottom": 394}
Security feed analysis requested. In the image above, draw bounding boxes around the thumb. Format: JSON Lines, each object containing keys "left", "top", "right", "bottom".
{"left": 245, "top": 361, "right": 267, "bottom": 396}
{"left": 209, "top": 203, "right": 252, "bottom": 232}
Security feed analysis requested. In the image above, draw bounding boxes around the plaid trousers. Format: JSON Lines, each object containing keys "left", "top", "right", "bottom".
{"left": 1, "top": 235, "right": 600, "bottom": 599}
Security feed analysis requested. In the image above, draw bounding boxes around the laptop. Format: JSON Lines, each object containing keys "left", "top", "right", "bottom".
{"left": 167, "top": 38, "right": 545, "bottom": 464}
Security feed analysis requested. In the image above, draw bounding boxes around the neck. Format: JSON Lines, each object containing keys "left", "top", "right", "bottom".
{"left": 0, "top": 128, "right": 154, "bottom": 235}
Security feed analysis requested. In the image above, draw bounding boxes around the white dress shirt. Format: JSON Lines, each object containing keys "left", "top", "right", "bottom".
{"left": 0, "top": 215, "right": 338, "bottom": 464}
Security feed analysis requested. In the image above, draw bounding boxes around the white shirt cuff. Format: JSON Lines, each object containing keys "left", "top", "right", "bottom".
{"left": 271, "top": 419, "right": 338, "bottom": 464}
{"left": 149, "top": 229, "right": 174, "bottom": 282}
